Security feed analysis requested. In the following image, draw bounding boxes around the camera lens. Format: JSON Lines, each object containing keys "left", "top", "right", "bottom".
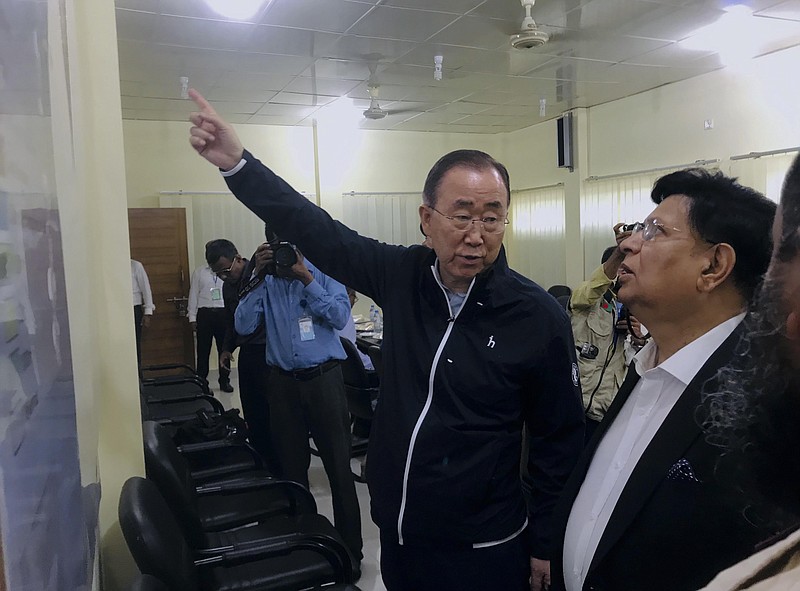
{"left": 274, "top": 244, "right": 297, "bottom": 267}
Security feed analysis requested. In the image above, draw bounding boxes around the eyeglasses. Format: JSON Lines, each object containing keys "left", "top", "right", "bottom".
{"left": 429, "top": 206, "right": 509, "bottom": 234}
{"left": 214, "top": 258, "right": 237, "bottom": 278}
{"left": 628, "top": 219, "right": 683, "bottom": 242}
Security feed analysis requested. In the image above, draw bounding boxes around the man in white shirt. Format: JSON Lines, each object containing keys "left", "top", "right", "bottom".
{"left": 131, "top": 259, "right": 154, "bottom": 369}
{"left": 188, "top": 262, "right": 232, "bottom": 392}
{"left": 552, "top": 169, "right": 778, "bottom": 591}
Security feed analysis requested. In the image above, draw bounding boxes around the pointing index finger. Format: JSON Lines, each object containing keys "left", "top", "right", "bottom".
{"left": 188, "top": 88, "right": 217, "bottom": 116}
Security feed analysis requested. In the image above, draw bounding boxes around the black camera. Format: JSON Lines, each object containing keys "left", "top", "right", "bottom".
{"left": 616, "top": 302, "right": 630, "bottom": 333}
{"left": 263, "top": 223, "right": 297, "bottom": 276}
{"left": 577, "top": 343, "right": 599, "bottom": 360}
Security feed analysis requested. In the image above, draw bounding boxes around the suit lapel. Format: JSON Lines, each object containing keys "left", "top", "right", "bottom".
{"left": 551, "top": 364, "right": 641, "bottom": 588}
{"left": 588, "top": 326, "right": 743, "bottom": 573}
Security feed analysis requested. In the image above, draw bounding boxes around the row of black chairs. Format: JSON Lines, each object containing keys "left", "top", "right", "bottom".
{"left": 123, "top": 362, "right": 367, "bottom": 590}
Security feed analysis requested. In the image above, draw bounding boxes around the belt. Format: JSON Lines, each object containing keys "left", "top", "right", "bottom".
{"left": 275, "top": 359, "right": 339, "bottom": 381}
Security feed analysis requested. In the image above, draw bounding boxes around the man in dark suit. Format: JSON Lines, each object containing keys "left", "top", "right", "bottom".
{"left": 552, "top": 169, "right": 778, "bottom": 591}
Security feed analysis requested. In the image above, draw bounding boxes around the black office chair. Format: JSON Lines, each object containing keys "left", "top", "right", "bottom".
{"left": 547, "top": 284, "right": 572, "bottom": 299}
{"left": 339, "top": 338, "right": 379, "bottom": 483}
{"left": 129, "top": 574, "right": 169, "bottom": 591}
{"left": 556, "top": 294, "right": 571, "bottom": 311}
{"left": 141, "top": 421, "right": 317, "bottom": 546}
{"left": 120, "top": 477, "right": 357, "bottom": 591}
{"left": 367, "top": 345, "right": 382, "bottom": 379}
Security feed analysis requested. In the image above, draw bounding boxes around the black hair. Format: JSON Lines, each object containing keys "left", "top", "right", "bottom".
{"left": 775, "top": 155, "right": 800, "bottom": 265}
{"left": 699, "top": 154, "right": 800, "bottom": 527}
{"left": 601, "top": 246, "right": 616, "bottom": 264}
{"left": 204, "top": 239, "right": 238, "bottom": 266}
{"left": 422, "top": 150, "right": 511, "bottom": 208}
{"left": 651, "top": 168, "right": 776, "bottom": 302}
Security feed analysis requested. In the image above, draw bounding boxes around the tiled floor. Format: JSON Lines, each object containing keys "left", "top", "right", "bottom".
{"left": 212, "top": 369, "right": 387, "bottom": 591}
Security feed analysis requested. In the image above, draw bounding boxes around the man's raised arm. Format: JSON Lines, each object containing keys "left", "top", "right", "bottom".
{"left": 189, "top": 89, "right": 244, "bottom": 172}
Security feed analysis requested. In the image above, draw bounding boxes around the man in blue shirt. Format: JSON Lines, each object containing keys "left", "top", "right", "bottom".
{"left": 232, "top": 242, "right": 363, "bottom": 574}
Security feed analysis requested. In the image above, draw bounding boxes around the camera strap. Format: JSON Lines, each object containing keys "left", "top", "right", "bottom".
{"left": 238, "top": 274, "right": 264, "bottom": 300}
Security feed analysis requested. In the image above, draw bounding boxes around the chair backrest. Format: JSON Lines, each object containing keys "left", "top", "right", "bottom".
{"left": 119, "top": 477, "right": 198, "bottom": 591}
{"left": 339, "top": 337, "right": 378, "bottom": 420}
{"left": 129, "top": 574, "right": 170, "bottom": 591}
{"left": 339, "top": 337, "right": 372, "bottom": 389}
{"left": 556, "top": 294, "right": 571, "bottom": 311}
{"left": 547, "top": 284, "right": 572, "bottom": 299}
{"left": 141, "top": 421, "right": 203, "bottom": 543}
{"left": 367, "top": 345, "right": 382, "bottom": 377}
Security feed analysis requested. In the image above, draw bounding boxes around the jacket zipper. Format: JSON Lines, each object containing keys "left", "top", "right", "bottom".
{"left": 396, "top": 265, "right": 475, "bottom": 544}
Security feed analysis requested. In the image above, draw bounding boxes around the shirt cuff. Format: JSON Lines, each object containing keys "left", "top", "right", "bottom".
{"left": 303, "top": 278, "right": 324, "bottom": 300}
{"left": 220, "top": 158, "right": 247, "bottom": 177}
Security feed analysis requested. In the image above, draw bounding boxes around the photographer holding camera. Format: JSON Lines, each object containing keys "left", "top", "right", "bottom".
{"left": 233, "top": 233, "right": 363, "bottom": 578}
{"left": 569, "top": 223, "right": 645, "bottom": 444}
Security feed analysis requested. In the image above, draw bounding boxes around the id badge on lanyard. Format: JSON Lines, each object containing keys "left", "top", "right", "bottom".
{"left": 299, "top": 315, "right": 315, "bottom": 341}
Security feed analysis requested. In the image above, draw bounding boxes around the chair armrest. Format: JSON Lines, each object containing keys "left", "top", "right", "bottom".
{"left": 178, "top": 440, "right": 263, "bottom": 467}
{"left": 194, "top": 532, "right": 353, "bottom": 583}
{"left": 142, "top": 362, "right": 197, "bottom": 374}
{"left": 148, "top": 394, "right": 225, "bottom": 414}
{"left": 143, "top": 374, "right": 211, "bottom": 395}
{"left": 196, "top": 477, "right": 317, "bottom": 513}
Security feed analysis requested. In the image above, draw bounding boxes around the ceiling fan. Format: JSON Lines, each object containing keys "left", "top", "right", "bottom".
{"left": 510, "top": 0, "right": 550, "bottom": 49}
{"left": 362, "top": 84, "right": 423, "bottom": 120}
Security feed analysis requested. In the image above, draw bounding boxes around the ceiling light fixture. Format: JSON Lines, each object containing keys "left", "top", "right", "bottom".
{"left": 434, "top": 55, "right": 443, "bottom": 81}
{"left": 204, "top": 0, "right": 266, "bottom": 21}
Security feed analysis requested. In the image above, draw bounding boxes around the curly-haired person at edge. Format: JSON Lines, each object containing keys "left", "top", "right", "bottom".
{"left": 699, "top": 153, "right": 800, "bottom": 590}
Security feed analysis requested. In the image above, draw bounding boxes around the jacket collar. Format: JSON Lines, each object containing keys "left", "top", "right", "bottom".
{"left": 422, "top": 245, "right": 511, "bottom": 316}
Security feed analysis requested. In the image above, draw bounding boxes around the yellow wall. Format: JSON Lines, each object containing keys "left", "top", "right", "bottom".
{"left": 58, "top": 1, "right": 144, "bottom": 590}
{"left": 125, "top": 121, "right": 316, "bottom": 208}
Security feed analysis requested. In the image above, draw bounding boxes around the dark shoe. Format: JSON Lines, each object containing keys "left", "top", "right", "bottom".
{"left": 219, "top": 382, "right": 234, "bottom": 393}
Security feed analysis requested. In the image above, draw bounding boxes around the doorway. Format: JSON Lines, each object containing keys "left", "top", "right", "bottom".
{"left": 128, "top": 208, "right": 194, "bottom": 368}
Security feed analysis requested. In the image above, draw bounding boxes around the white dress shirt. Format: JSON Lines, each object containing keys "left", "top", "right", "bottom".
{"left": 563, "top": 312, "right": 745, "bottom": 591}
{"left": 340, "top": 315, "right": 375, "bottom": 370}
{"left": 131, "top": 259, "right": 155, "bottom": 314}
{"left": 187, "top": 265, "right": 225, "bottom": 322}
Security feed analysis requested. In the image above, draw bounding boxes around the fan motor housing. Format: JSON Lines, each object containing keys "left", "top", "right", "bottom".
{"left": 510, "top": 29, "right": 549, "bottom": 49}
{"left": 363, "top": 108, "right": 386, "bottom": 120}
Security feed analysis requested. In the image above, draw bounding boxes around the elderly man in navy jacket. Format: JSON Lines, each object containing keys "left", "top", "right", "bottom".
{"left": 188, "top": 89, "right": 584, "bottom": 591}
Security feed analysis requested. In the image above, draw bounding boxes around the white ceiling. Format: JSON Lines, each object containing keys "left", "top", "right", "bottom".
{"left": 117, "top": 0, "right": 800, "bottom": 133}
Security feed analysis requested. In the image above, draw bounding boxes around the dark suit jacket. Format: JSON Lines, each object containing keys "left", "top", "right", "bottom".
{"left": 551, "top": 326, "right": 772, "bottom": 591}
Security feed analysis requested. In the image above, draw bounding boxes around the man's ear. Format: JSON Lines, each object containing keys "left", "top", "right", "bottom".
{"left": 419, "top": 204, "right": 432, "bottom": 237}
{"left": 698, "top": 243, "right": 736, "bottom": 292}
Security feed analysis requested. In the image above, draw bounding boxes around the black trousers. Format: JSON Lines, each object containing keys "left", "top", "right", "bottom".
{"left": 380, "top": 529, "right": 530, "bottom": 591}
{"left": 237, "top": 344, "right": 276, "bottom": 472}
{"left": 267, "top": 364, "right": 362, "bottom": 562}
{"left": 133, "top": 305, "right": 143, "bottom": 370}
{"left": 196, "top": 307, "right": 230, "bottom": 384}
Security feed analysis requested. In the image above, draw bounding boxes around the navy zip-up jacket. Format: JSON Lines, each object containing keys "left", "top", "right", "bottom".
{"left": 224, "top": 150, "right": 585, "bottom": 558}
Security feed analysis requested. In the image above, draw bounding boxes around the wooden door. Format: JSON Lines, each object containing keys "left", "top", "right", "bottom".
{"left": 128, "top": 208, "right": 194, "bottom": 368}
